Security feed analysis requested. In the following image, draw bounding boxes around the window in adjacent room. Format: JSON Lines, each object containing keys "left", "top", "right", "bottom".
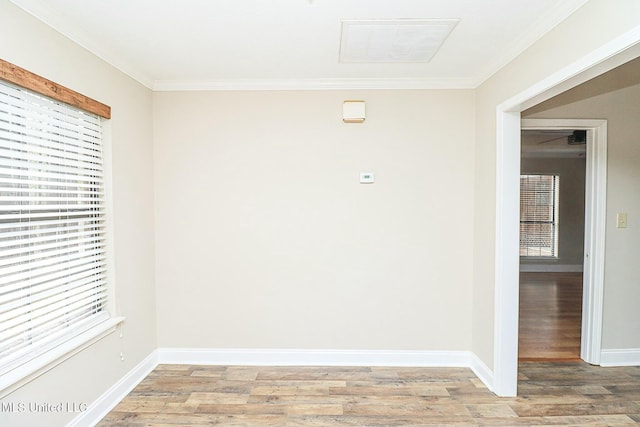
{"left": 519, "top": 174, "right": 560, "bottom": 257}
{"left": 0, "top": 67, "right": 117, "bottom": 391}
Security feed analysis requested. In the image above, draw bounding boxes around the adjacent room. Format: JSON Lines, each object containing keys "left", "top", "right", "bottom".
{"left": 0, "top": 0, "right": 639, "bottom": 426}
{"left": 518, "top": 127, "right": 586, "bottom": 361}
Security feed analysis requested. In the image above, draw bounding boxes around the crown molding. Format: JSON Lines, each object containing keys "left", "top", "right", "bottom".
{"left": 473, "top": 0, "right": 589, "bottom": 86}
{"left": 9, "top": 0, "right": 155, "bottom": 89}
{"left": 153, "top": 77, "right": 477, "bottom": 91}
{"left": 10, "top": 0, "right": 589, "bottom": 92}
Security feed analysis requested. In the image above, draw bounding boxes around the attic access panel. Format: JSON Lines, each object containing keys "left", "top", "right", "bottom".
{"left": 339, "top": 19, "right": 459, "bottom": 63}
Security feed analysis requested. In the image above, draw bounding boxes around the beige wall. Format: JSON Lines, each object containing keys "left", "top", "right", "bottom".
{"left": 0, "top": 2, "right": 156, "bottom": 426}
{"left": 473, "top": 0, "right": 640, "bottom": 368}
{"left": 154, "top": 90, "right": 475, "bottom": 351}
{"left": 2, "top": 0, "right": 640, "bottom": 422}
{"left": 524, "top": 71, "right": 640, "bottom": 349}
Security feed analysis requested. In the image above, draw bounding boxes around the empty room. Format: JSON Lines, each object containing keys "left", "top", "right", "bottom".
{"left": 1, "top": 0, "right": 639, "bottom": 426}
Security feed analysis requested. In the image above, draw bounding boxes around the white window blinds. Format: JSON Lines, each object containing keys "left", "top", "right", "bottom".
{"left": 520, "top": 174, "right": 559, "bottom": 257}
{"left": 0, "top": 80, "right": 108, "bottom": 376}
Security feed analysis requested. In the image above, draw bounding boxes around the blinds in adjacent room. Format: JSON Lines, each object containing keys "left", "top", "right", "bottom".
{"left": 519, "top": 174, "right": 560, "bottom": 257}
{"left": 0, "top": 80, "right": 108, "bottom": 375}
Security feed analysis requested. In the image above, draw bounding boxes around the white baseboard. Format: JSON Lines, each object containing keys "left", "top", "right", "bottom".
{"left": 67, "top": 350, "right": 158, "bottom": 427}
{"left": 600, "top": 348, "right": 640, "bottom": 366}
{"left": 469, "top": 352, "right": 494, "bottom": 393}
{"left": 157, "top": 347, "right": 472, "bottom": 367}
{"left": 67, "top": 347, "right": 496, "bottom": 426}
{"left": 519, "top": 264, "right": 583, "bottom": 273}
{"left": 157, "top": 347, "right": 494, "bottom": 390}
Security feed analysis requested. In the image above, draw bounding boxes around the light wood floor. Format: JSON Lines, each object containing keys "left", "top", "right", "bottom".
{"left": 519, "top": 272, "right": 583, "bottom": 361}
{"left": 99, "top": 272, "right": 625, "bottom": 426}
{"left": 98, "top": 362, "right": 640, "bottom": 426}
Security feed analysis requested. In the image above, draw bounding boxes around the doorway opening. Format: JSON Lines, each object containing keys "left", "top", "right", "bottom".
{"left": 493, "top": 101, "right": 616, "bottom": 396}
{"left": 518, "top": 128, "right": 587, "bottom": 361}
{"left": 518, "top": 119, "right": 607, "bottom": 368}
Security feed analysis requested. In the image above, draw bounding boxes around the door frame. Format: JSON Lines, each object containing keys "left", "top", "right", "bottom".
{"left": 493, "top": 28, "right": 640, "bottom": 397}
{"left": 521, "top": 118, "right": 607, "bottom": 365}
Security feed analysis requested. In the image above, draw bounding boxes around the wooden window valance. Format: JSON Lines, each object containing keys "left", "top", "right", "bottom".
{"left": 0, "top": 58, "right": 111, "bottom": 119}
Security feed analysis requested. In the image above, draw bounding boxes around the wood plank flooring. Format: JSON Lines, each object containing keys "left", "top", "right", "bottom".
{"left": 98, "top": 362, "right": 640, "bottom": 426}
{"left": 519, "top": 272, "right": 583, "bottom": 361}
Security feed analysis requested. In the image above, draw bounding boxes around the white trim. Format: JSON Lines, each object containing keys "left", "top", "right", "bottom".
{"left": 600, "top": 349, "right": 640, "bottom": 367}
{"left": 8, "top": 0, "right": 587, "bottom": 92}
{"left": 503, "top": 27, "right": 640, "bottom": 113}
{"left": 157, "top": 348, "right": 493, "bottom": 390}
{"left": 580, "top": 122, "right": 607, "bottom": 365}
{"left": 8, "top": 0, "right": 154, "bottom": 89}
{"left": 8, "top": 0, "right": 584, "bottom": 92}
{"left": 157, "top": 347, "right": 472, "bottom": 367}
{"left": 152, "top": 77, "right": 476, "bottom": 92}
{"left": 472, "top": 0, "right": 589, "bottom": 86}
{"left": 494, "top": 27, "right": 640, "bottom": 396}
{"left": 0, "top": 317, "right": 124, "bottom": 399}
{"left": 469, "top": 352, "right": 494, "bottom": 393}
{"left": 493, "top": 111, "right": 521, "bottom": 397}
{"left": 519, "top": 264, "right": 583, "bottom": 273}
{"left": 60, "top": 347, "right": 496, "bottom": 425}
{"left": 67, "top": 350, "right": 158, "bottom": 427}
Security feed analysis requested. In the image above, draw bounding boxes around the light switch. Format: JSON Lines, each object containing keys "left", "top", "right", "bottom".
{"left": 616, "top": 212, "right": 628, "bottom": 228}
{"left": 359, "top": 172, "right": 375, "bottom": 183}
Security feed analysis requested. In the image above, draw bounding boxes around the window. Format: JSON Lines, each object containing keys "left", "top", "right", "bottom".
{"left": 0, "top": 79, "right": 109, "bottom": 379}
{"left": 520, "top": 174, "right": 559, "bottom": 257}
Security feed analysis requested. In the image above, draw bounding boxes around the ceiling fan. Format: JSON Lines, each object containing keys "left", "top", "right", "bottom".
{"left": 533, "top": 130, "right": 587, "bottom": 145}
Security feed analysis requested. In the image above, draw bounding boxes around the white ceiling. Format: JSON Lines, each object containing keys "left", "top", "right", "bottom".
{"left": 10, "top": 0, "right": 589, "bottom": 90}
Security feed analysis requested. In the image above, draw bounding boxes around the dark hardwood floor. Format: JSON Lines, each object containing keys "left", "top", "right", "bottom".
{"left": 519, "top": 272, "right": 583, "bottom": 361}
